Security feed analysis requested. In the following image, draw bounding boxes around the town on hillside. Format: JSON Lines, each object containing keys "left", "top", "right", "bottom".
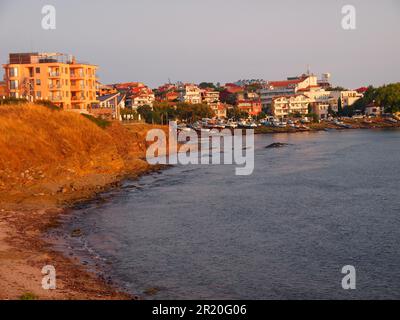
{"left": 1, "top": 52, "right": 399, "bottom": 129}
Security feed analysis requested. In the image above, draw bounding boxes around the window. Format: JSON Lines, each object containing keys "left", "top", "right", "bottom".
{"left": 10, "top": 80, "right": 18, "bottom": 89}
{"left": 36, "top": 91, "right": 41, "bottom": 98}
{"left": 36, "top": 79, "right": 41, "bottom": 86}
{"left": 9, "top": 67, "right": 18, "bottom": 77}
{"left": 36, "top": 67, "right": 40, "bottom": 74}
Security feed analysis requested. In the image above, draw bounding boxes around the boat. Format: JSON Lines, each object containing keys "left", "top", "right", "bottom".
{"left": 226, "top": 121, "right": 238, "bottom": 129}
{"left": 177, "top": 124, "right": 192, "bottom": 132}
{"left": 190, "top": 122, "right": 211, "bottom": 133}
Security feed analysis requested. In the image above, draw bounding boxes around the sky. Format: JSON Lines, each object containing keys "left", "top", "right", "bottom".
{"left": 0, "top": 0, "right": 399, "bottom": 89}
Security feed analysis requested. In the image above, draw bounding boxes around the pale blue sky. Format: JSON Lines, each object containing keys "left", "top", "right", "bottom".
{"left": 0, "top": 0, "right": 399, "bottom": 88}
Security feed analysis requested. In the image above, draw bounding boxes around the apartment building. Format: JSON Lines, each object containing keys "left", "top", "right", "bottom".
{"left": 329, "top": 90, "right": 363, "bottom": 111}
{"left": 179, "top": 84, "right": 202, "bottom": 104}
{"left": 2, "top": 52, "right": 98, "bottom": 111}
{"left": 201, "top": 89, "right": 220, "bottom": 108}
{"left": 271, "top": 94, "right": 312, "bottom": 118}
{"left": 260, "top": 74, "right": 319, "bottom": 110}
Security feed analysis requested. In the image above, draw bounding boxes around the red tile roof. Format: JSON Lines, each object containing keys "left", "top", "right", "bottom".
{"left": 268, "top": 79, "right": 304, "bottom": 87}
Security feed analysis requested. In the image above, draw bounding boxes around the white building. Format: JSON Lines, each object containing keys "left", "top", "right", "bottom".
{"left": 179, "top": 84, "right": 202, "bottom": 104}
{"left": 365, "top": 103, "right": 383, "bottom": 116}
{"left": 271, "top": 94, "right": 312, "bottom": 118}
{"left": 329, "top": 90, "right": 363, "bottom": 111}
{"left": 260, "top": 74, "right": 319, "bottom": 110}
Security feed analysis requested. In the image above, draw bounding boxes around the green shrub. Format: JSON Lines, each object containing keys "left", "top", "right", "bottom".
{"left": 20, "top": 292, "right": 38, "bottom": 300}
{"left": 0, "top": 97, "right": 29, "bottom": 105}
{"left": 35, "top": 100, "right": 60, "bottom": 111}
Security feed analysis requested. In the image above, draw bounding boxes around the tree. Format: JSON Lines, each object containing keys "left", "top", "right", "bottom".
{"left": 137, "top": 105, "right": 153, "bottom": 123}
{"left": 327, "top": 86, "right": 348, "bottom": 91}
{"left": 351, "top": 83, "right": 400, "bottom": 113}
{"left": 337, "top": 98, "right": 343, "bottom": 115}
{"left": 227, "top": 107, "right": 248, "bottom": 120}
{"left": 328, "top": 105, "right": 336, "bottom": 116}
{"left": 199, "top": 82, "right": 216, "bottom": 90}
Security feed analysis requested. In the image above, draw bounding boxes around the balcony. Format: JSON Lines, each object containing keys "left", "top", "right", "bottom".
{"left": 48, "top": 83, "right": 61, "bottom": 90}
{"left": 71, "top": 95, "right": 85, "bottom": 101}
{"left": 50, "top": 95, "right": 62, "bottom": 101}
{"left": 71, "top": 84, "right": 85, "bottom": 91}
{"left": 70, "top": 70, "right": 84, "bottom": 79}
{"left": 48, "top": 71, "right": 60, "bottom": 77}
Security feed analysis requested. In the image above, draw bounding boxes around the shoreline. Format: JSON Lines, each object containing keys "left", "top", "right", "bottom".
{"left": 253, "top": 117, "right": 400, "bottom": 134}
{"left": 0, "top": 163, "right": 167, "bottom": 300}
{"left": 1, "top": 120, "right": 399, "bottom": 300}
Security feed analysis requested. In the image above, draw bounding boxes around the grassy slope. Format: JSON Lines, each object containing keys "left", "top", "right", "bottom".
{"left": 0, "top": 104, "right": 165, "bottom": 207}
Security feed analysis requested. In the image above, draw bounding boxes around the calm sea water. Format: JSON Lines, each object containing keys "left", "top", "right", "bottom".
{"left": 58, "top": 129, "right": 400, "bottom": 299}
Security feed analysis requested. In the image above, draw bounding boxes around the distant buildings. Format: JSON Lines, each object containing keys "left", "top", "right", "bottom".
{"left": 2, "top": 52, "right": 98, "bottom": 112}
{"left": 260, "top": 73, "right": 363, "bottom": 119}
{"left": 1, "top": 52, "right": 372, "bottom": 122}
{"left": 113, "top": 82, "right": 155, "bottom": 110}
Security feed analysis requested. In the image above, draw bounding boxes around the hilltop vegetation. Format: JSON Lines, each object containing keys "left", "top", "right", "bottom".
{"left": 353, "top": 83, "right": 400, "bottom": 113}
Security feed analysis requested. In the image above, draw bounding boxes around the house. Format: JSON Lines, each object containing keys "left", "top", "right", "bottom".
{"left": 311, "top": 102, "right": 329, "bottom": 120}
{"left": 237, "top": 99, "right": 262, "bottom": 117}
{"left": 2, "top": 52, "right": 98, "bottom": 112}
{"left": 165, "top": 91, "right": 179, "bottom": 102}
{"left": 97, "top": 82, "right": 117, "bottom": 97}
{"left": 224, "top": 83, "right": 243, "bottom": 94}
{"left": 115, "top": 82, "right": 155, "bottom": 110}
{"left": 127, "top": 87, "right": 155, "bottom": 110}
{"left": 91, "top": 92, "right": 125, "bottom": 120}
{"left": 365, "top": 103, "right": 383, "bottom": 116}
{"left": 214, "top": 103, "right": 227, "bottom": 118}
{"left": 303, "top": 88, "right": 337, "bottom": 115}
